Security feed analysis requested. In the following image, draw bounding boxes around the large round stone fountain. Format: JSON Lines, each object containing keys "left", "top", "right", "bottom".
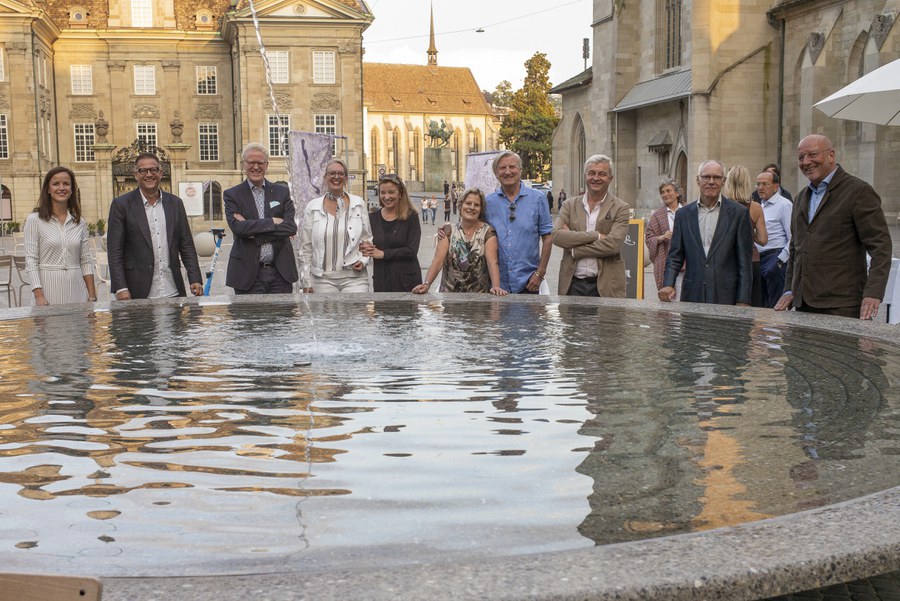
{"left": 0, "top": 294, "right": 897, "bottom": 600}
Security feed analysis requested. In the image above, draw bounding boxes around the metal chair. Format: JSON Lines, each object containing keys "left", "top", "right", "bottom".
{"left": 0, "top": 255, "right": 13, "bottom": 307}
{"left": 13, "top": 255, "right": 30, "bottom": 306}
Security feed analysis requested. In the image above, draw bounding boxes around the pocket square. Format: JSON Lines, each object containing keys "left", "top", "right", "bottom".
{"left": 269, "top": 201, "right": 280, "bottom": 208}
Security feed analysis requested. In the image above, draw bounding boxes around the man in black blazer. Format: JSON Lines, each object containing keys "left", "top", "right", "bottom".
{"left": 659, "top": 160, "right": 753, "bottom": 305}
{"left": 107, "top": 153, "right": 203, "bottom": 300}
{"left": 224, "top": 143, "right": 298, "bottom": 294}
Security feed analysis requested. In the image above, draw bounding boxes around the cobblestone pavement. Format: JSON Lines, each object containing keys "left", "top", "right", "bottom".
{"left": 766, "top": 571, "right": 900, "bottom": 600}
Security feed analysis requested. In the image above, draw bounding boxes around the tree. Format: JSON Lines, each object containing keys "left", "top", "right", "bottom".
{"left": 491, "top": 80, "right": 514, "bottom": 108}
{"left": 499, "top": 53, "right": 559, "bottom": 180}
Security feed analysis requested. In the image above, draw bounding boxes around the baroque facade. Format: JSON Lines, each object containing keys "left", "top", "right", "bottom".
{"left": 0, "top": 0, "right": 372, "bottom": 225}
{"left": 551, "top": 0, "right": 899, "bottom": 219}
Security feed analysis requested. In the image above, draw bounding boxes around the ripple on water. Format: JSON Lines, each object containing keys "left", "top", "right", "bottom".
{"left": 0, "top": 301, "right": 897, "bottom": 577}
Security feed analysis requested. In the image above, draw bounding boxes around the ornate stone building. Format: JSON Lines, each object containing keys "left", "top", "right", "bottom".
{"left": 551, "top": 0, "right": 899, "bottom": 219}
{"left": 362, "top": 12, "right": 501, "bottom": 191}
{"left": 0, "top": 0, "right": 372, "bottom": 225}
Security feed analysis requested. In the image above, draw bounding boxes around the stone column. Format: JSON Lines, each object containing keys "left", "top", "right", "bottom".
{"left": 92, "top": 111, "right": 115, "bottom": 221}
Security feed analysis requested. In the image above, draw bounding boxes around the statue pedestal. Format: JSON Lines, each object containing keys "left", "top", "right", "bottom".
{"left": 424, "top": 147, "right": 452, "bottom": 193}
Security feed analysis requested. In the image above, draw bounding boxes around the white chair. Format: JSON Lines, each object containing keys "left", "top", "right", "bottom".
{"left": 0, "top": 255, "right": 13, "bottom": 307}
{"left": 93, "top": 251, "right": 111, "bottom": 300}
{"left": 12, "top": 255, "right": 29, "bottom": 306}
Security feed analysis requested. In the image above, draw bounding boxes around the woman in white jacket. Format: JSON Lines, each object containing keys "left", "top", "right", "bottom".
{"left": 299, "top": 158, "right": 373, "bottom": 292}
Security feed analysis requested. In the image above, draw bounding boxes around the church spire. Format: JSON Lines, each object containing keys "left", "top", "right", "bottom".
{"left": 427, "top": 2, "right": 438, "bottom": 66}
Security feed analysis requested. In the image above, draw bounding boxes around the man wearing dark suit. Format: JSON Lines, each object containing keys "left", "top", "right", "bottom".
{"left": 659, "top": 160, "right": 753, "bottom": 305}
{"left": 224, "top": 143, "right": 298, "bottom": 294}
{"left": 774, "top": 134, "right": 892, "bottom": 320}
{"left": 107, "top": 153, "right": 203, "bottom": 300}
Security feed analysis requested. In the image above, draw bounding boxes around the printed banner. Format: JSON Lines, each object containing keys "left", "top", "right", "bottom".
{"left": 464, "top": 151, "right": 502, "bottom": 198}
{"left": 179, "top": 182, "right": 204, "bottom": 216}
{"left": 290, "top": 131, "right": 335, "bottom": 225}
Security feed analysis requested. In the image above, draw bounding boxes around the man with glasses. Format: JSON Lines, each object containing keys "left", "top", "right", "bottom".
{"left": 224, "top": 142, "right": 298, "bottom": 294}
{"left": 755, "top": 170, "right": 792, "bottom": 307}
{"left": 484, "top": 151, "right": 553, "bottom": 293}
{"left": 552, "top": 154, "right": 629, "bottom": 297}
{"left": 659, "top": 160, "right": 753, "bottom": 305}
{"left": 107, "top": 152, "right": 203, "bottom": 300}
{"left": 774, "top": 134, "right": 892, "bottom": 320}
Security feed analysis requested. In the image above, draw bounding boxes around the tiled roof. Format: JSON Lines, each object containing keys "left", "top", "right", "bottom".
{"left": 364, "top": 62, "right": 494, "bottom": 115}
{"left": 550, "top": 68, "right": 592, "bottom": 94}
{"left": 233, "top": 0, "right": 369, "bottom": 12}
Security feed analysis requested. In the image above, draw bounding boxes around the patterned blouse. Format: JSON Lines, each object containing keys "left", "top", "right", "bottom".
{"left": 440, "top": 222, "right": 496, "bottom": 293}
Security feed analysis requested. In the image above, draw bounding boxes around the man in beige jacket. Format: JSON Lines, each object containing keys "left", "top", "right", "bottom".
{"left": 552, "top": 154, "right": 631, "bottom": 297}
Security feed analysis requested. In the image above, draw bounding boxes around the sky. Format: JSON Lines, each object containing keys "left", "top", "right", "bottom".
{"left": 361, "top": 0, "right": 593, "bottom": 93}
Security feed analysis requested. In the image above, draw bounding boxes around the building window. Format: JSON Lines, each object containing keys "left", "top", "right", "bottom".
{"left": 74, "top": 123, "right": 96, "bottom": 162}
{"left": 70, "top": 65, "right": 93, "bottom": 95}
{"left": 134, "top": 65, "right": 156, "bottom": 95}
{"left": 314, "top": 113, "right": 336, "bottom": 155}
{"left": 313, "top": 51, "right": 336, "bottom": 84}
{"left": 370, "top": 127, "right": 380, "bottom": 176}
{"left": 0, "top": 115, "right": 8, "bottom": 159}
{"left": 268, "top": 114, "right": 290, "bottom": 157}
{"left": 657, "top": 0, "right": 682, "bottom": 71}
{"left": 137, "top": 122, "right": 157, "bottom": 147}
{"left": 196, "top": 66, "right": 217, "bottom": 95}
{"left": 132, "top": 0, "right": 153, "bottom": 27}
{"left": 270, "top": 51, "right": 289, "bottom": 84}
{"left": 199, "top": 123, "right": 219, "bottom": 161}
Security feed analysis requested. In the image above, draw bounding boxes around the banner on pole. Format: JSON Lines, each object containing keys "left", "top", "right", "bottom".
{"left": 290, "top": 131, "right": 335, "bottom": 225}
{"left": 464, "top": 151, "right": 502, "bottom": 198}
{"left": 179, "top": 182, "right": 204, "bottom": 216}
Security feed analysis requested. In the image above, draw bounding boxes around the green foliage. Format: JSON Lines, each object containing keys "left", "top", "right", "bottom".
{"left": 87, "top": 222, "right": 97, "bottom": 236}
{"left": 95, "top": 218, "right": 106, "bottom": 235}
{"left": 2, "top": 221, "right": 20, "bottom": 234}
{"left": 491, "top": 80, "right": 514, "bottom": 108}
{"left": 499, "top": 52, "right": 559, "bottom": 180}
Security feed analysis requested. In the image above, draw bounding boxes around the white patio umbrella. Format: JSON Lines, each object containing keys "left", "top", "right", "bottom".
{"left": 814, "top": 57, "right": 900, "bottom": 125}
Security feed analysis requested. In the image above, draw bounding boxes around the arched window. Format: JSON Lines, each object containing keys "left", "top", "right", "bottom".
{"left": 202, "top": 181, "right": 223, "bottom": 221}
{"left": 410, "top": 128, "right": 421, "bottom": 181}
{"left": 674, "top": 151, "right": 688, "bottom": 196}
{"left": 573, "top": 113, "right": 586, "bottom": 192}
{"left": 370, "top": 127, "right": 380, "bottom": 176}
{"left": 391, "top": 127, "right": 401, "bottom": 175}
{"left": 656, "top": 0, "right": 682, "bottom": 71}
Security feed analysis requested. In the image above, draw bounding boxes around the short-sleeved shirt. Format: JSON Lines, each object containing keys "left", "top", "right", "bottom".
{"left": 485, "top": 184, "right": 553, "bottom": 293}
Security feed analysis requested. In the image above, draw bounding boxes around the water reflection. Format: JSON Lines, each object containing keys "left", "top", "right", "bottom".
{"left": 0, "top": 300, "right": 897, "bottom": 576}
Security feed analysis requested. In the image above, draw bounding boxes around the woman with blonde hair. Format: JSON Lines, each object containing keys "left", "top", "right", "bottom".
{"left": 24, "top": 166, "right": 97, "bottom": 306}
{"left": 724, "top": 165, "right": 767, "bottom": 306}
{"left": 360, "top": 173, "right": 422, "bottom": 292}
{"left": 299, "top": 158, "right": 372, "bottom": 292}
{"left": 413, "top": 188, "right": 506, "bottom": 295}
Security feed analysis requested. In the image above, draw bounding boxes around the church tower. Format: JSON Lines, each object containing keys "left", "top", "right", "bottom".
{"left": 427, "top": 3, "right": 438, "bottom": 66}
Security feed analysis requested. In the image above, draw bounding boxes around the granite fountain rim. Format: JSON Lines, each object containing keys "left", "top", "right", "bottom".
{"left": 1, "top": 293, "right": 898, "bottom": 600}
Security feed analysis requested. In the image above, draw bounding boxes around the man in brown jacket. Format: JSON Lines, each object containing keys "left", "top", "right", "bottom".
{"left": 552, "top": 154, "right": 630, "bottom": 297}
{"left": 775, "top": 134, "right": 892, "bottom": 319}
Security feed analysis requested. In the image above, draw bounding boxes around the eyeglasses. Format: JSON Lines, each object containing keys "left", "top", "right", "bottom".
{"left": 244, "top": 161, "right": 268, "bottom": 168}
{"left": 135, "top": 167, "right": 161, "bottom": 175}
{"left": 326, "top": 171, "right": 347, "bottom": 178}
{"left": 508, "top": 202, "right": 516, "bottom": 222}
{"left": 698, "top": 175, "right": 724, "bottom": 182}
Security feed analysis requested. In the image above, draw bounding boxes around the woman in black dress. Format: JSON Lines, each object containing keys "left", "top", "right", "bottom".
{"left": 360, "top": 174, "right": 422, "bottom": 292}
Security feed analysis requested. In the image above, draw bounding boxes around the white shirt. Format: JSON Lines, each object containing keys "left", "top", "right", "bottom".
{"left": 142, "top": 191, "right": 179, "bottom": 298}
{"left": 573, "top": 193, "right": 606, "bottom": 278}
{"left": 757, "top": 191, "right": 793, "bottom": 264}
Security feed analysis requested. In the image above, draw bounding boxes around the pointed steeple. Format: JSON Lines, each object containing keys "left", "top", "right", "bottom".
{"left": 427, "top": 2, "right": 438, "bottom": 66}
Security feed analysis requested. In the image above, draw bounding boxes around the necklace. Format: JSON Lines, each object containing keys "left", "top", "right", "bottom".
{"left": 459, "top": 221, "right": 479, "bottom": 239}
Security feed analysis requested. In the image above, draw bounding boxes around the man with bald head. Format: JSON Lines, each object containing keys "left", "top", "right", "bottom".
{"left": 774, "top": 134, "right": 892, "bottom": 319}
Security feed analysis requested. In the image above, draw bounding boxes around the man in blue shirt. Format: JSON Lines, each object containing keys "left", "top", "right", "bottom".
{"left": 485, "top": 151, "right": 553, "bottom": 293}
{"left": 755, "top": 170, "right": 793, "bottom": 307}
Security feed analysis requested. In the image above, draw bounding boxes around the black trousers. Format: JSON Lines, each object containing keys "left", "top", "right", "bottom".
{"left": 235, "top": 264, "right": 293, "bottom": 295}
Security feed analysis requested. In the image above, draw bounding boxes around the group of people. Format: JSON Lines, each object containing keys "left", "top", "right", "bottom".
{"left": 645, "top": 134, "right": 893, "bottom": 320}
{"left": 21, "top": 135, "right": 893, "bottom": 321}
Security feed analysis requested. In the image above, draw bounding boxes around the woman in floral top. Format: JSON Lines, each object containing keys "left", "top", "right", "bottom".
{"left": 413, "top": 188, "right": 507, "bottom": 295}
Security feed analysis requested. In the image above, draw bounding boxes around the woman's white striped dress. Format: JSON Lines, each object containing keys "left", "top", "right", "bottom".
{"left": 24, "top": 212, "right": 95, "bottom": 305}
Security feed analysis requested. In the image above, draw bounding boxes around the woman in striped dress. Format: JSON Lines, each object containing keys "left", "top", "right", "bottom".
{"left": 24, "top": 166, "right": 97, "bottom": 306}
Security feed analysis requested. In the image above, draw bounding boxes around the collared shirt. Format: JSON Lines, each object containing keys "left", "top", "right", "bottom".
{"left": 807, "top": 167, "right": 838, "bottom": 223}
{"left": 249, "top": 180, "right": 275, "bottom": 263}
{"left": 696, "top": 195, "right": 722, "bottom": 256}
{"left": 758, "top": 191, "right": 793, "bottom": 263}
{"left": 666, "top": 206, "right": 676, "bottom": 232}
{"left": 573, "top": 193, "right": 606, "bottom": 279}
{"left": 141, "top": 190, "right": 179, "bottom": 298}
{"left": 485, "top": 184, "right": 553, "bottom": 293}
